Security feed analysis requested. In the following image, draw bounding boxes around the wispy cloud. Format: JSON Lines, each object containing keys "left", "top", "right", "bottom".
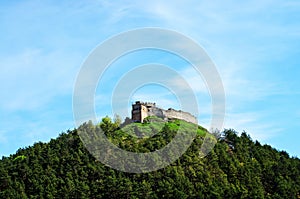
{"left": 224, "top": 112, "right": 282, "bottom": 141}
{"left": 0, "top": 48, "right": 79, "bottom": 112}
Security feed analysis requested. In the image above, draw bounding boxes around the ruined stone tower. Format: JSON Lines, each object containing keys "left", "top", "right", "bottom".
{"left": 131, "top": 101, "right": 157, "bottom": 122}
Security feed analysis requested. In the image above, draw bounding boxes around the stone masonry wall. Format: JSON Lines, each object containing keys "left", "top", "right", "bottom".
{"left": 162, "top": 109, "right": 197, "bottom": 124}
{"left": 131, "top": 101, "right": 197, "bottom": 124}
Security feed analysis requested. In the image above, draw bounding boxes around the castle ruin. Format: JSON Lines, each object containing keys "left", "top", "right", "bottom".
{"left": 131, "top": 101, "right": 197, "bottom": 124}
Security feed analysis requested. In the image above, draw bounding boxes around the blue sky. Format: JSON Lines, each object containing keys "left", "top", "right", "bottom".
{"left": 1, "top": 0, "right": 300, "bottom": 157}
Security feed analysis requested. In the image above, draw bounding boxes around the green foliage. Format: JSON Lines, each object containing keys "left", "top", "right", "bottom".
{"left": 0, "top": 119, "right": 299, "bottom": 198}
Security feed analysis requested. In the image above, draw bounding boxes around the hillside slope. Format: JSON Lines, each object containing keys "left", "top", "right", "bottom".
{"left": 0, "top": 118, "right": 299, "bottom": 198}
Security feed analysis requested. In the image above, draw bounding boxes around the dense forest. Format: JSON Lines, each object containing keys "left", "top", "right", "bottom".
{"left": 0, "top": 117, "right": 299, "bottom": 198}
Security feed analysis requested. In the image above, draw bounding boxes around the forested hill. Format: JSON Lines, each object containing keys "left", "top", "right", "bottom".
{"left": 1, "top": 117, "right": 300, "bottom": 198}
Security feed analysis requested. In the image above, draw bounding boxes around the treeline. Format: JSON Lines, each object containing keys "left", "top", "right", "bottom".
{"left": 0, "top": 117, "right": 299, "bottom": 198}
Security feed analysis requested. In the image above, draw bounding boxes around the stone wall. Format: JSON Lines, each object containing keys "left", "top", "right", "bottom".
{"left": 147, "top": 107, "right": 164, "bottom": 118}
{"left": 162, "top": 108, "right": 197, "bottom": 124}
{"left": 131, "top": 101, "right": 197, "bottom": 124}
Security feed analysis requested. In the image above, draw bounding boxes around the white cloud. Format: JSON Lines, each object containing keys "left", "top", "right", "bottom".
{"left": 224, "top": 112, "right": 282, "bottom": 141}
{"left": 170, "top": 66, "right": 207, "bottom": 93}
{"left": 0, "top": 48, "right": 80, "bottom": 111}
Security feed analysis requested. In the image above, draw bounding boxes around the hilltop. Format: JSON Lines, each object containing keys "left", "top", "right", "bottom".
{"left": 0, "top": 117, "right": 299, "bottom": 198}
